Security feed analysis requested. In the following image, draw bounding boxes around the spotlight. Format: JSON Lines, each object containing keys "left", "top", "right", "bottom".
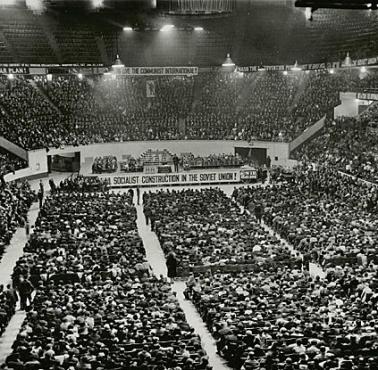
{"left": 92, "top": 0, "right": 104, "bottom": 8}
{"left": 77, "top": 73, "right": 83, "bottom": 80}
{"left": 305, "top": 7, "right": 313, "bottom": 21}
{"left": 360, "top": 66, "right": 367, "bottom": 73}
{"left": 291, "top": 61, "right": 302, "bottom": 71}
{"left": 112, "top": 55, "right": 124, "bottom": 69}
{"left": 26, "top": 0, "right": 46, "bottom": 14}
{"left": 222, "top": 53, "right": 235, "bottom": 67}
{"left": 344, "top": 52, "right": 352, "bottom": 67}
{"left": 194, "top": 27, "right": 204, "bottom": 31}
{"left": 123, "top": 27, "right": 133, "bottom": 32}
{"left": 329, "top": 68, "right": 335, "bottom": 74}
{"left": 160, "top": 25, "right": 174, "bottom": 32}
{"left": 283, "top": 71, "right": 288, "bottom": 76}
{"left": 7, "top": 73, "right": 14, "bottom": 80}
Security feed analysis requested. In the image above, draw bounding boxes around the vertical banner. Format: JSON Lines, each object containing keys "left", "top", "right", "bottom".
{"left": 146, "top": 80, "right": 156, "bottom": 98}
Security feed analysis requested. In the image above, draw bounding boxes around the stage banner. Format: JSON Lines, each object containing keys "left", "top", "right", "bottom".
{"left": 98, "top": 169, "right": 240, "bottom": 187}
{"left": 122, "top": 67, "right": 198, "bottom": 76}
{"left": 357, "top": 92, "right": 378, "bottom": 101}
{"left": 146, "top": 80, "right": 156, "bottom": 97}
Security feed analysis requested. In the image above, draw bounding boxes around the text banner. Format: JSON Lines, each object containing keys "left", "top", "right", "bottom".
{"left": 122, "top": 67, "right": 198, "bottom": 76}
{"left": 98, "top": 169, "right": 240, "bottom": 187}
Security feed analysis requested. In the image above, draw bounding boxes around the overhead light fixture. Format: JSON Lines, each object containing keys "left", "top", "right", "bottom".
{"left": 112, "top": 54, "right": 125, "bottom": 69}
{"left": 160, "top": 25, "right": 175, "bottom": 32}
{"left": 344, "top": 52, "right": 352, "bottom": 67}
{"left": 92, "top": 0, "right": 104, "bottom": 8}
{"left": 46, "top": 74, "right": 53, "bottom": 81}
{"left": 329, "top": 68, "right": 335, "bottom": 74}
{"left": 283, "top": 71, "right": 288, "bottom": 76}
{"left": 123, "top": 27, "right": 133, "bottom": 32}
{"left": 360, "top": 66, "right": 367, "bottom": 73}
{"left": 258, "top": 62, "right": 265, "bottom": 72}
{"left": 194, "top": 27, "right": 204, "bottom": 31}
{"left": 7, "top": 73, "right": 14, "bottom": 80}
{"left": 222, "top": 53, "right": 235, "bottom": 67}
{"left": 305, "top": 7, "right": 313, "bottom": 21}
{"left": 291, "top": 61, "right": 302, "bottom": 71}
{"left": 77, "top": 73, "right": 83, "bottom": 80}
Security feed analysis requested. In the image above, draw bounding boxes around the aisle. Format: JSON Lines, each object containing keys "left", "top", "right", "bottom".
{"left": 135, "top": 201, "right": 231, "bottom": 370}
{"left": 0, "top": 200, "right": 40, "bottom": 364}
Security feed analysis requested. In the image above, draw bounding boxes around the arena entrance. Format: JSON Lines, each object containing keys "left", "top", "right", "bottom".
{"left": 235, "top": 146, "right": 267, "bottom": 166}
{"left": 47, "top": 152, "right": 80, "bottom": 173}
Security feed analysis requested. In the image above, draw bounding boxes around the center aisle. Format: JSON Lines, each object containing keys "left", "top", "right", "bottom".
{"left": 135, "top": 201, "right": 231, "bottom": 370}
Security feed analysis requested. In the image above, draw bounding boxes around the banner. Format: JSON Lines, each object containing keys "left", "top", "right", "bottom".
{"left": 97, "top": 169, "right": 240, "bottom": 187}
{"left": 122, "top": 67, "right": 198, "bottom": 76}
{"left": 146, "top": 80, "right": 156, "bottom": 97}
{"left": 357, "top": 92, "right": 378, "bottom": 101}
{"left": 0, "top": 66, "right": 29, "bottom": 74}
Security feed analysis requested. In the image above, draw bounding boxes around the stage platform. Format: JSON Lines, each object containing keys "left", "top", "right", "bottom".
{"left": 88, "top": 167, "right": 247, "bottom": 188}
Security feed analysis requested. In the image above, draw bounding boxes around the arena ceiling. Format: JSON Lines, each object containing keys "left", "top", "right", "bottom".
{"left": 0, "top": 0, "right": 377, "bottom": 66}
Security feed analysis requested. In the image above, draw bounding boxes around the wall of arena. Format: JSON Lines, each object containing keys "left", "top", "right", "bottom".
{"left": 3, "top": 139, "right": 294, "bottom": 183}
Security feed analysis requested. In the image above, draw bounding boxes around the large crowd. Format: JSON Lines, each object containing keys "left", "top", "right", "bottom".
{"left": 0, "top": 180, "right": 34, "bottom": 261}
{"left": 238, "top": 167, "right": 378, "bottom": 267}
{"left": 5, "top": 191, "right": 210, "bottom": 370}
{"left": 294, "top": 103, "right": 378, "bottom": 184}
{"left": 0, "top": 69, "right": 377, "bottom": 150}
{"left": 143, "top": 188, "right": 295, "bottom": 275}
{"left": 186, "top": 264, "right": 378, "bottom": 370}
{"left": 0, "top": 149, "right": 27, "bottom": 176}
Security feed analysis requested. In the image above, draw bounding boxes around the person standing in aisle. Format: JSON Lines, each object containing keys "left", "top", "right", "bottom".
{"left": 136, "top": 186, "right": 140, "bottom": 205}
{"left": 17, "top": 276, "right": 34, "bottom": 310}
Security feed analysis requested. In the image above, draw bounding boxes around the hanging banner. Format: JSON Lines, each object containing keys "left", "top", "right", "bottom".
{"left": 146, "top": 80, "right": 156, "bottom": 97}
{"left": 96, "top": 169, "right": 241, "bottom": 187}
{"left": 356, "top": 92, "right": 378, "bottom": 101}
{"left": 122, "top": 67, "right": 198, "bottom": 76}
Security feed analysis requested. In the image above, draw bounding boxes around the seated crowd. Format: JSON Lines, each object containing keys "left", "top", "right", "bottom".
{"left": 294, "top": 103, "right": 378, "bottom": 184}
{"left": 0, "top": 148, "right": 27, "bottom": 176}
{"left": 185, "top": 264, "right": 378, "bottom": 370}
{"left": 181, "top": 154, "right": 244, "bottom": 170}
{"left": 92, "top": 156, "right": 118, "bottom": 174}
{"left": 0, "top": 180, "right": 34, "bottom": 260}
{"left": 0, "top": 69, "right": 377, "bottom": 150}
{"left": 237, "top": 167, "right": 378, "bottom": 267}
{"left": 6, "top": 191, "right": 210, "bottom": 370}
{"left": 143, "top": 188, "right": 295, "bottom": 275}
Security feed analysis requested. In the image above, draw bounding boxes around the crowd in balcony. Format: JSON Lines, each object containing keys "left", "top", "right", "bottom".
{"left": 0, "top": 70, "right": 377, "bottom": 150}
{"left": 143, "top": 188, "right": 295, "bottom": 275}
{"left": 0, "top": 148, "right": 27, "bottom": 176}
{"left": 294, "top": 103, "right": 378, "bottom": 184}
{"left": 6, "top": 191, "right": 210, "bottom": 370}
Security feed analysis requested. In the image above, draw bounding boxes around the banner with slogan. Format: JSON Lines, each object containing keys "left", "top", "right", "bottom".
{"left": 146, "top": 80, "right": 156, "bottom": 97}
{"left": 237, "top": 55, "right": 378, "bottom": 73}
{"left": 97, "top": 169, "right": 241, "bottom": 187}
{"left": 357, "top": 92, "right": 378, "bottom": 101}
{"left": 122, "top": 66, "right": 198, "bottom": 76}
{"left": 0, "top": 66, "right": 29, "bottom": 74}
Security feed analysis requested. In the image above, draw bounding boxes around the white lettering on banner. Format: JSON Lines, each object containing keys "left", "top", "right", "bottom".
{"left": 122, "top": 67, "right": 198, "bottom": 76}
{"left": 99, "top": 170, "right": 240, "bottom": 187}
{"left": 357, "top": 92, "right": 378, "bottom": 101}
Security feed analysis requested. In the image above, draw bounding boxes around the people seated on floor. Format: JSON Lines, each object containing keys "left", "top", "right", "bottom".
{"left": 144, "top": 188, "right": 294, "bottom": 275}
{"left": 237, "top": 166, "right": 378, "bottom": 267}
{"left": 6, "top": 191, "right": 210, "bottom": 369}
{"left": 0, "top": 180, "right": 34, "bottom": 260}
{"left": 186, "top": 264, "right": 378, "bottom": 369}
